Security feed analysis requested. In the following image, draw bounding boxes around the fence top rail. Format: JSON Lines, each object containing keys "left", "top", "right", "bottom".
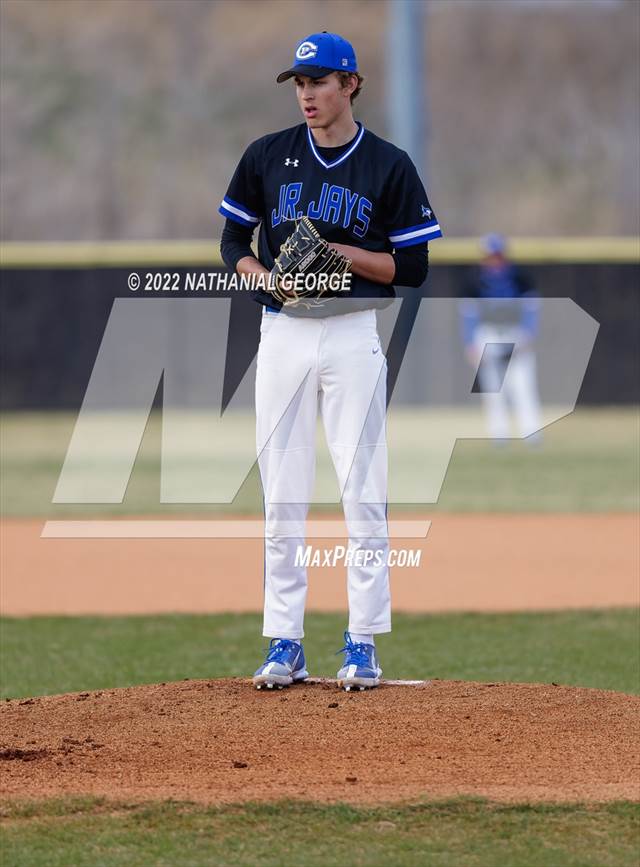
{"left": 1, "top": 237, "right": 638, "bottom": 268}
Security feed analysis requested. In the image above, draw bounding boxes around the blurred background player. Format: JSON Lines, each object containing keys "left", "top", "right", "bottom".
{"left": 459, "top": 234, "right": 542, "bottom": 444}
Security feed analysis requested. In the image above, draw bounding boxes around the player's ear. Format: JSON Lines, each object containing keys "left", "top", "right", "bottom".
{"left": 338, "top": 72, "right": 358, "bottom": 98}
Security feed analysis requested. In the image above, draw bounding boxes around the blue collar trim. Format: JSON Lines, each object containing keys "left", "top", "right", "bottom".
{"left": 306, "top": 122, "right": 365, "bottom": 170}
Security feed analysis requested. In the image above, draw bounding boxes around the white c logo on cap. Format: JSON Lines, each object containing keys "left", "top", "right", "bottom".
{"left": 296, "top": 41, "right": 318, "bottom": 60}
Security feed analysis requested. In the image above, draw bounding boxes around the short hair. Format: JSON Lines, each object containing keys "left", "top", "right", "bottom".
{"left": 337, "top": 71, "right": 364, "bottom": 103}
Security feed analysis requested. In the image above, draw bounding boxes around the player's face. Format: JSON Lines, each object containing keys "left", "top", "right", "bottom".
{"left": 294, "top": 73, "right": 352, "bottom": 129}
{"left": 484, "top": 253, "right": 507, "bottom": 270}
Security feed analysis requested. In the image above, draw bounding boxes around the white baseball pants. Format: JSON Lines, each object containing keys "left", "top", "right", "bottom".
{"left": 255, "top": 307, "right": 391, "bottom": 639}
{"left": 474, "top": 324, "right": 542, "bottom": 440}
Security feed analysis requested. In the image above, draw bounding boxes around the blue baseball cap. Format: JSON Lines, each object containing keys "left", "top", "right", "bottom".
{"left": 482, "top": 233, "right": 507, "bottom": 255}
{"left": 276, "top": 32, "right": 358, "bottom": 83}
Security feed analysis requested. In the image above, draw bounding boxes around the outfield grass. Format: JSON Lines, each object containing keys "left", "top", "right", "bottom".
{"left": 1, "top": 609, "right": 638, "bottom": 700}
{"left": 1, "top": 797, "right": 638, "bottom": 867}
{"left": 1, "top": 407, "right": 638, "bottom": 515}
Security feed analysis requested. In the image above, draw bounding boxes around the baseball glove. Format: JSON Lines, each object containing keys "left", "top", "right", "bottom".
{"left": 269, "top": 216, "right": 352, "bottom": 308}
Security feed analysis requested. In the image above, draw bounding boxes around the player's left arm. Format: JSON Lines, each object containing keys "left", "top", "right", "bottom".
{"left": 380, "top": 152, "right": 443, "bottom": 284}
{"left": 330, "top": 153, "right": 441, "bottom": 287}
{"left": 328, "top": 241, "right": 429, "bottom": 287}
{"left": 328, "top": 244, "right": 395, "bottom": 284}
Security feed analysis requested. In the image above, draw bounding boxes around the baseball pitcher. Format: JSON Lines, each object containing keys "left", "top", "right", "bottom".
{"left": 219, "top": 32, "right": 443, "bottom": 690}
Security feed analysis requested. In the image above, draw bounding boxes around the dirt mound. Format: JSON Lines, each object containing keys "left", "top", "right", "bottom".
{"left": 2, "top": 679, "right": 639, "bottom": 805}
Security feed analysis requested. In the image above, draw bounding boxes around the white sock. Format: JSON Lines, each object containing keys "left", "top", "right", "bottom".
{"left": 350, "top": 633, "right": 374, "bottom": 646}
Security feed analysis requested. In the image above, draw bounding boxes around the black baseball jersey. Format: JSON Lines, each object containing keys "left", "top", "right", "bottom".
{"left": 218, "top": 122, "right": 442, "bottom": 313}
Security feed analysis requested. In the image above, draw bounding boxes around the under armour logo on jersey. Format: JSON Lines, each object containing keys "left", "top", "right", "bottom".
{"left": 284, "top": 158, "right": 299, "bottom": 167}
{"left": 421, "top": 205, "right": 432, "bottom": 218}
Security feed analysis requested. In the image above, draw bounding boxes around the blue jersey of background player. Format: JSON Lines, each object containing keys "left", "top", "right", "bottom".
{"left": 460, "top": 233, "right": 539, "bottom": 357}
{"left": 219, "top": 31, "right": 442, "bottom": 316}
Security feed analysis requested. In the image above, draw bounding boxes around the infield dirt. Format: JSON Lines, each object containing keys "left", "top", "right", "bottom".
{"left": 2, "top": 678, "right": 639, "bottom": 805}
{"left": 2, "top": 513, "right": 638, "bottom": 615}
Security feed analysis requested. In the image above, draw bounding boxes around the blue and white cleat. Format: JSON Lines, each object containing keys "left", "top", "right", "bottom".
{"left": 253, "top": 639, "right": 309, "bottom": 690}
{"left": 336, "top": 631, "right": 382, "bottom": 691}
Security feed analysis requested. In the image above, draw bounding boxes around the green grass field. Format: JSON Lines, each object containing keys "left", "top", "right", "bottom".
{"left": 1, "top": 407, "right": 638, "bottom": 515}
{"left": 2, "top": 610, "right": 638, "bottom": 700}
{"left": 2, "top": 406, "right": 638, "bottom": 864}
{"left": 2, "top": 798, "right": 638, "bottom": 867}
{"left": 2, "top": 611, "right": 639, "bottom": 866}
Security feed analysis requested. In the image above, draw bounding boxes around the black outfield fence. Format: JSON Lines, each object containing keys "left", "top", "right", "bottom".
{"left": 1, "top": 240, "right": 638, "bottom": 409}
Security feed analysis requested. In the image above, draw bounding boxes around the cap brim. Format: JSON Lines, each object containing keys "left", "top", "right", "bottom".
{"left": 276, "top": 65, "right": 336, "bottom": 84}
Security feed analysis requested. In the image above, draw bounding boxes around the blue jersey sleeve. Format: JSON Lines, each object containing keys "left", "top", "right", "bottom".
{"left": 385, "top": 152, "right": 443, "bottom": 248}
{"left": 218, "top": 140, "right": 264, "bottom": 229}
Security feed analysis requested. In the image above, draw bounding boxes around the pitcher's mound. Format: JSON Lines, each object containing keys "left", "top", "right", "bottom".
{"left": 2, "top": 679, "right": 639, "bottom": 804}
